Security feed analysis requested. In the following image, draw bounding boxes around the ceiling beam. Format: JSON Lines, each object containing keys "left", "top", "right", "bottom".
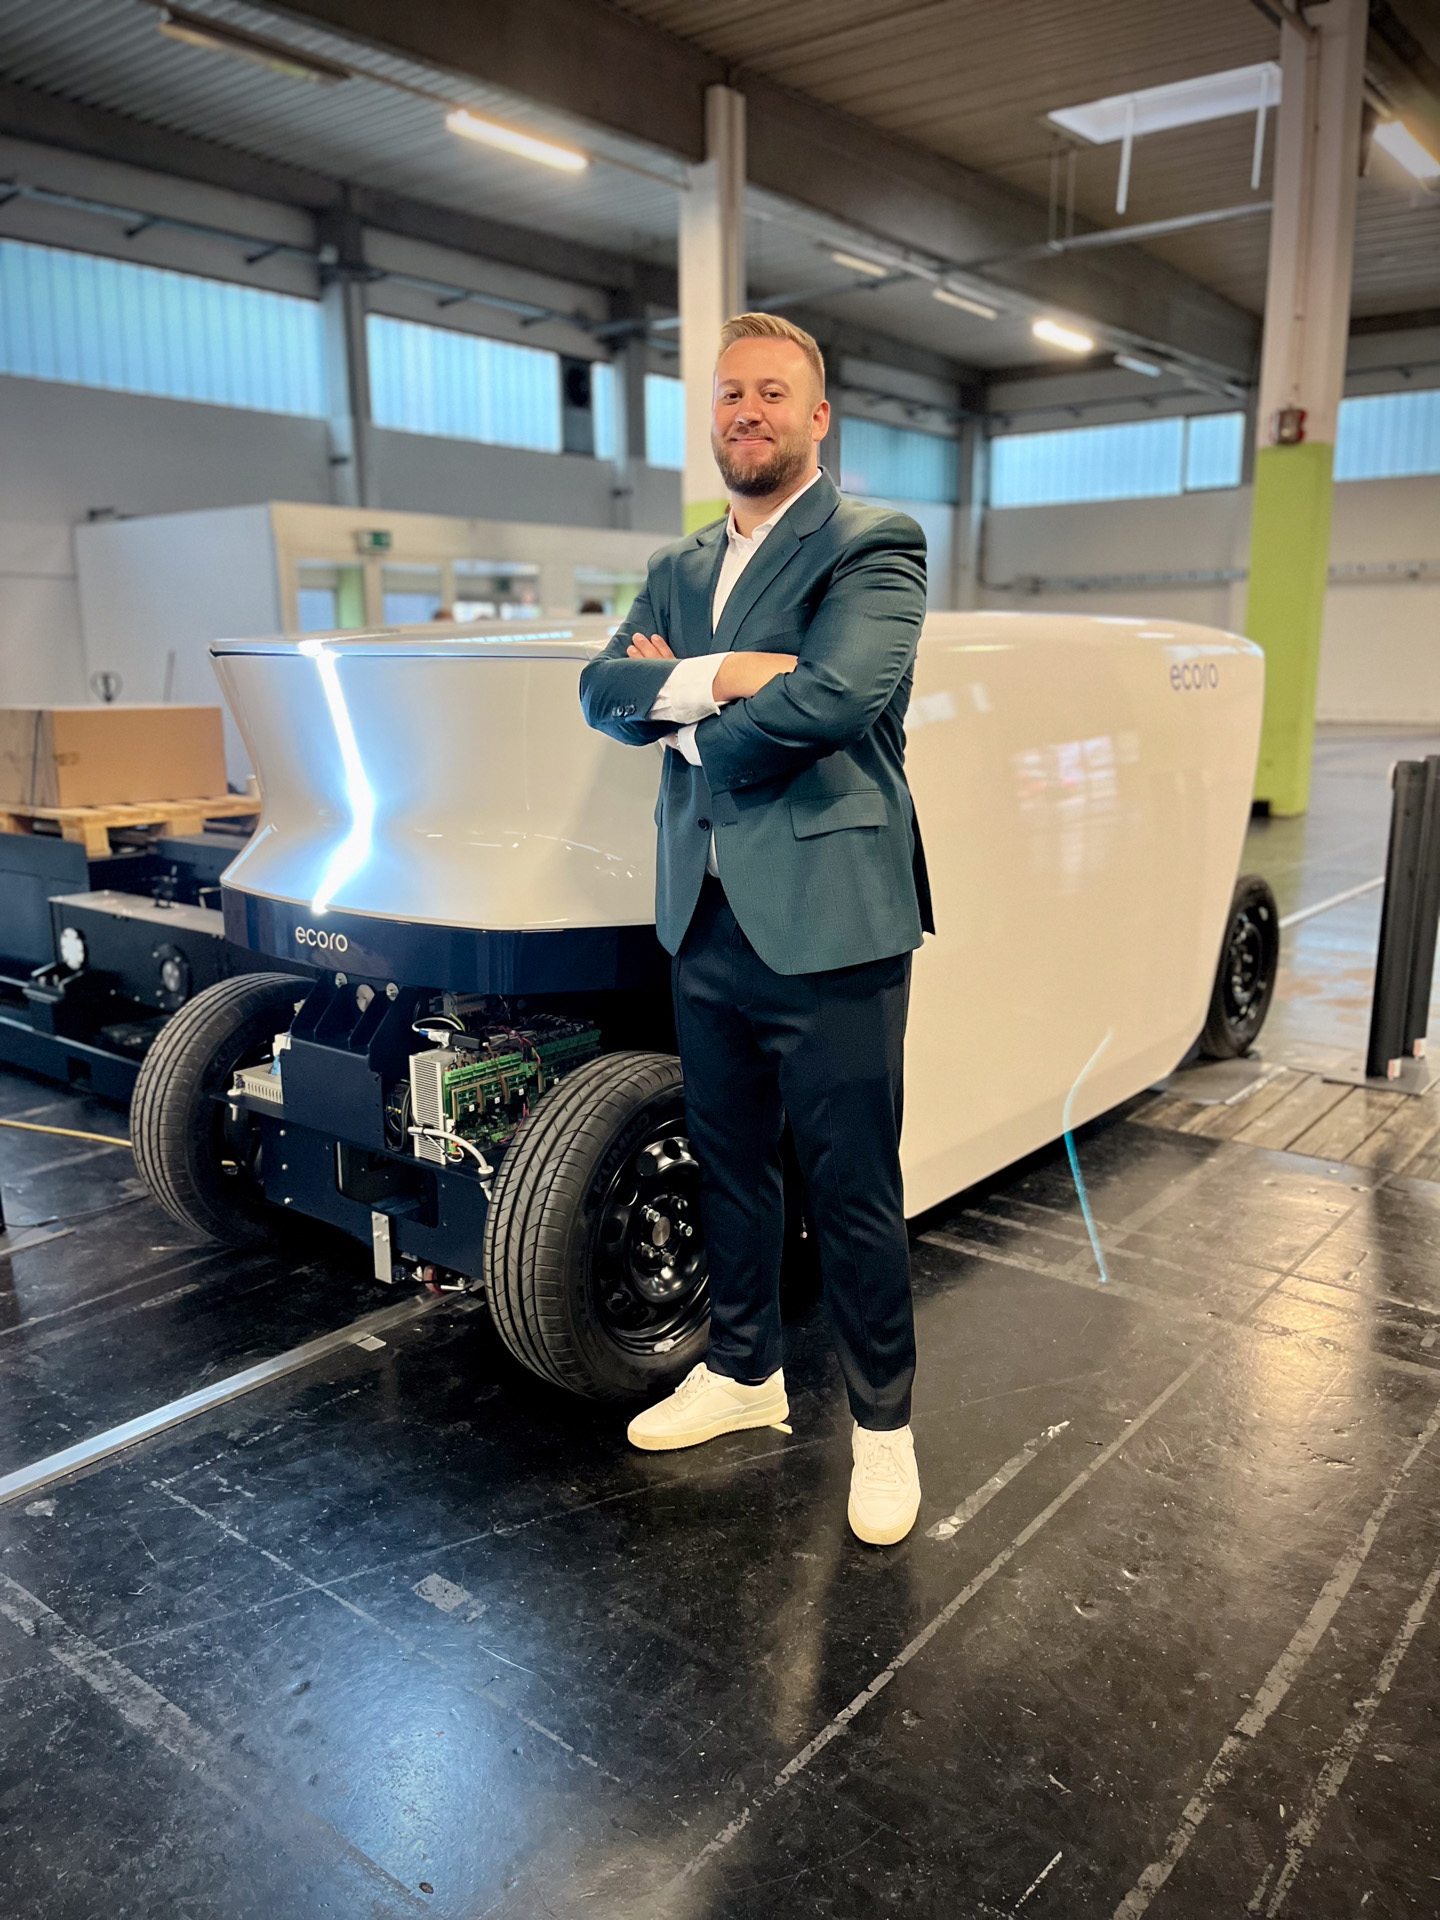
{"left": 0, "top": 79, "right": 674, "bottom": 303}
{"left": 270, "top": 0, "right": 1260, "bottom": 380}
{"left": 0, "top": 79, "right": 985, "bottom": 385}
{"left": 783, "top": 307, "right": 983, "bottom": 397}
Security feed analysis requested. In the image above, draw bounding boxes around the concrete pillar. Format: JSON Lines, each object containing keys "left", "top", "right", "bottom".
{"left": 606, "top": 290, "right": 650, "bottom": 531}
{"left": 954, "top": 419, "right": 988, "bottom": 610}
{"left": 317, "top": 195, "right": 375, "bottom": 510}
{"left": 679, "top": 85, "right": 745, "bottom": 534}
{"left": 1246, "top": 0, "right": 1366, "bottom": 815}
{"left": 816, "top": 395, "right": 842, "bottom": 489}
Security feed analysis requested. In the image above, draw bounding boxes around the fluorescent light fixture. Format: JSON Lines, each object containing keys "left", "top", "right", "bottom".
{"left": 933, "top": 287, "right": 998, "bottom": 320}
{"left": 1115, "top": 352, "right": 1162, "bottom": 377}
{"left": 1033, "top": 317, "right": 1096, "bottom": 355}
{"left": 830, "top": 249, "right": 890, "bottom": 277}
{"left": 1373, "top": 119, "right": 1440, "bottom": 181}
{"left": 446, "top": 108, "right": 588, "bottom": 173}
{"left": 156, "top": 7, "right": 350, "bottom": 83}
{"left": 1048, "top": 62, "right": 1280, "bottom": 144}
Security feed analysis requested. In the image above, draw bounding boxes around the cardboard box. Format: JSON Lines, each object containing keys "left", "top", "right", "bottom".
{"left": 0, "top": 705, "right": 229, "bottom": 809}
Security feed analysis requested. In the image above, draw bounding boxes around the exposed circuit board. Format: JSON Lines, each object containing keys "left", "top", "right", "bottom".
{"left": 408, "top": 1016, "right": 601, "bottom": 1164}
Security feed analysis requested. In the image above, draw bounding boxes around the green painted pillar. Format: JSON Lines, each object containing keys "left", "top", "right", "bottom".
{"left": 1245, "top": 0, "right": 1365, "bottom": 815}
{"left": 1246, "top": 441, "right": 1335, "bottom": 815}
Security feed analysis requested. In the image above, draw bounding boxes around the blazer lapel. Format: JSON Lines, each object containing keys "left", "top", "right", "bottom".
{"left": 675, "top": 525, "right": 726, "bottom": 655}
{"left": 712, "top": 470, "right": 843, "bottom": 652}
{"left": 712, "top": 522, "right": 798, "bottom": 652}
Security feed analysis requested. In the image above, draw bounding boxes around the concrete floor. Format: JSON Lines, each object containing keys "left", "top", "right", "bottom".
{"left": 1, "top": 728, "right": 1439, "bottom": 1919}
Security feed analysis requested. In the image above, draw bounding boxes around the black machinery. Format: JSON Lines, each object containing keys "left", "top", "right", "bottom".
{"left": 0, "top": 825, "right": 311, "bottom": 1100}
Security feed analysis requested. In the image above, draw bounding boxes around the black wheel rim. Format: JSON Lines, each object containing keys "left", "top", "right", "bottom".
{"left": 590, "top": 1122, "right": 709, "bottom": 1355}
{"left": 1221, "top": 903, "right": 1273, "bottom": 1030}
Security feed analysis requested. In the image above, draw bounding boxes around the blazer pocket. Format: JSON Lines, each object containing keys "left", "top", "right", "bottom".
{"left": 790, "top": 790, "right": 888, "bottom": 838}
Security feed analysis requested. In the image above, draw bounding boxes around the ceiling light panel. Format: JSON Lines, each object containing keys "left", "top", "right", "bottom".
{"left": 933, "top": 287, "right": 998, "bottom": 320}
{"left": 1048, "top": 62, "right": 1281, "bottom": 144}
{"left": 446, "top": 108, "right": 588, "bottom": 172}
{"left": 1033, "top": 318, "right": 1095, "bottom": 354}
{"left": 156, "top": 6, "right": 350, "bottom": 83}
{"left": 1373, "top": 121, "right": 1440, "bottom": 182}
{"left": 830, "top": 249, "right": 890, "bottom": 277}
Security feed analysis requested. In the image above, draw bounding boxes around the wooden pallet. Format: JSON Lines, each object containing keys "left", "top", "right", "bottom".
{"left": 0, "top": 792, "right": 260, "bottom": 858}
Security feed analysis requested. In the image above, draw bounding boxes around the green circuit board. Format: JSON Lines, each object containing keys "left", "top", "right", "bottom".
{"left": 442, "top": 1022, "right": 601, "bottom": 1147}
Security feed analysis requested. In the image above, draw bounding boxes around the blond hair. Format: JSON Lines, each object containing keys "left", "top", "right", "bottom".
{"left": 718, "top": 312, "right": 826, "bottom": 395}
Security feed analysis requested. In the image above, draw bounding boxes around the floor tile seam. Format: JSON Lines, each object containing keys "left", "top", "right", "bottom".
{"left": 659, "top": 1335, "right": 1235, "bottom": 1897}
{"left": 950, "top": 1208, "right": 1301, "bottom": 1289}
{"left": 0, "top": 1569, "right": 432, "bottom": 1912}
{"left": 0, "top": 1248, "right": 266, "bottom": 1345}
{"left": 1135, "top": 1106, "right": 1387, "bottom": 1173}
{"left": 1111, "top": 1387, "right": 1440, "bottom": 1919}
{"left": 917, "top": 1232, "right": 1289, "bottom": 1343}
{"left": 1246, "top": 1549, "right": 1440, "bottom": 1915}
{"left": 664, "top": 1258, "right": 1324, "bottom": 1889}
{"left": 0, "top": 1260, "right": 297, "bottom": 1365}
{"left": 1283, "top": 1271, "right": 1440, "bottom": 1323}
{"left": 147, "top": 1481, "right": 631, "bottom": 1787}
{"left": 98, "top": 1583, "right": 328, "bottom": 1656}
{"left": 0, "top": 1295, "right": 447, "bottom": 1509}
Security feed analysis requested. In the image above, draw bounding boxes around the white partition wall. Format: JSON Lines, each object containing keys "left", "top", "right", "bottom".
{"left": 75, "top": 501, "right": 669, "bottom": 782}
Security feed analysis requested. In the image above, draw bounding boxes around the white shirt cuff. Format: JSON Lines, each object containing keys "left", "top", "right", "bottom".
{"left": 647, "top": 651, "right": 727, "bottom": 724}
{"left": 661, "top": 722, "right": 704, "bottom": 766}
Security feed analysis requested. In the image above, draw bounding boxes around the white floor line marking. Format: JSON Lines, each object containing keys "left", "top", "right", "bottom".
{"left": 1247, "top": 1552, "right": 1440, "bottom": 1917}
{"left": 156, "top": 1484, "right": 619, "bottom": 1781}
{"left": 1013, "top": 1849, "right": 1063, "bottom": 1912}
{"left": 920, "top": 1229, "right": 1216, "bottom": 1324}
{"left": 0, "top": 1294, "right": 443, "bottom": 1507}
{"left": 1112, "top": 1392, "right": 1440, "bottom": 1919}
{"left": 927, "top": 1423, "right": 1069, "bottom": 1540}
{"left": 1279, "top": 876, "right": 1384, "bottom": 930}
{"left": 0, "top": 1571, "right": 425, "bottom": 1909}
{"left": 0, "top": 1248, "right": 242, "bottom": 1342}
{"left": 663, "top": 1347, "right": 1215, "bottom": 1895}
{"left": 6, "top": 1142, "right": 131, "bottom": 1181}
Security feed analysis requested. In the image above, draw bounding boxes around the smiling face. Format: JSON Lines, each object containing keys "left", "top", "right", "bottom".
{"left": 711, "top": 336, "right": 830, "bottom": 499}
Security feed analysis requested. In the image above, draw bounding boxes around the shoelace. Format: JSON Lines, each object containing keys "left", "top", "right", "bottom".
{"left": 671, "top": 1363, "right": 714, "bottom": 1406}
{"left": 855, "top": 1432, "right": 909, "bottom": 1492}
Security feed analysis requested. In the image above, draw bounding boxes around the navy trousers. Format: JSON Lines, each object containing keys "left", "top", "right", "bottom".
{"left": 673, "top": 874, "right": 916, "bottom": 1430}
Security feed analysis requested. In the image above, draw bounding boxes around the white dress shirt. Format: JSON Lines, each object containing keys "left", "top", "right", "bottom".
{"left": 647, "top": 467, "right": 822, "bottom": 876}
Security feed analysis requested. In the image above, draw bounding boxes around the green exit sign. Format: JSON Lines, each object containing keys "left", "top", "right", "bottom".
{"left": 355, "top": 528, "right": 393, "bottom": 553}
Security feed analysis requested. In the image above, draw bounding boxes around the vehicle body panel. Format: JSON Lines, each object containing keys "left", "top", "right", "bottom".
{"left": 213, "top": 612, "right": 1262, "bottom": 1215}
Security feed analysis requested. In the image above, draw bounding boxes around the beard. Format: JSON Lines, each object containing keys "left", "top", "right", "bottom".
{"left": 712, "top": 428, "right": 813, "bottom": 498}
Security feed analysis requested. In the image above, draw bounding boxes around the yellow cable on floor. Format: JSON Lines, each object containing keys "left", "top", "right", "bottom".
{"left": 0, "top": 1118, "right": 131, "bottom": 1147}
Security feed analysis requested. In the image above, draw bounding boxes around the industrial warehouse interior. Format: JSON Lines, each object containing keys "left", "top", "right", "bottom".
{"left": 2, "top": 1, "right": 1440, "bottom": 1915}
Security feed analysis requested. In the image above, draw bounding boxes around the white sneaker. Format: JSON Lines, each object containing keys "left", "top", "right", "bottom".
{"left": 848, "top": 1423, "right": 921, "bottom": 1545}
{"left": 627, "top": 1363, "right": 789, "bottom": 1452}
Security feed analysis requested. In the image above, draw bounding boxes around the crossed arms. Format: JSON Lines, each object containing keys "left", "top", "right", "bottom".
{"left": 577, "top": 514, "right": 927, "bottom": 792}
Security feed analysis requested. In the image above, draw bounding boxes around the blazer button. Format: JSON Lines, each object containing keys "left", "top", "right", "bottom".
{"left": 697, "top": 817, "right": 710, "bottom": 832}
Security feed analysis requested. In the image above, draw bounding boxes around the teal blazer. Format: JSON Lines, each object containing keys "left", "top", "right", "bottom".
{"left": 579, "top": 472, "right": 933, "bottom": 976}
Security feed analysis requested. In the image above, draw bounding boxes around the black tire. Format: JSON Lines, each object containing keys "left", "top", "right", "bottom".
{"left": 1199, "top": 873, "right": 1280, "bottom": 1059}
{"left": 131, "top": 972, "right": 305, "bottom": 1243}
{"left": 484, "top": 1050, "right": 710, "bottom": 1401}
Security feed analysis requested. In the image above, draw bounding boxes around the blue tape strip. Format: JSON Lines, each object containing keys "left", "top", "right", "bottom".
{"left": 1061, "top": 1029, "right": 1113, "bottom": 1285}
{"left": 1063, "top": 1129, "right": 1111, "bottom": 1285}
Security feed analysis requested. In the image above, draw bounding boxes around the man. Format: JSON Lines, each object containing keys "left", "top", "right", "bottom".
{"left": 579, "top": 312, "right": 932, "bottom": 1546}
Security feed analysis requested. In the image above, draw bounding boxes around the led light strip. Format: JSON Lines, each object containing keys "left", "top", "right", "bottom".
{"left": 300, "top": 639, "right": 375, "bottom": 917}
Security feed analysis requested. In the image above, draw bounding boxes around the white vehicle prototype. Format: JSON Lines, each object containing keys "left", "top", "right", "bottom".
{"left": 131, "top": 613, "right": 1277, "bottom": 1401}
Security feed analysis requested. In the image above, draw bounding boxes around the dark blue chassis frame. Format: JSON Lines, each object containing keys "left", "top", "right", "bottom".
{"left": 222, "top": 887, "right": 673, "bottom": 1279}
{"left": 247, "top": 1107, "right": 492, "bottom": 1277}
